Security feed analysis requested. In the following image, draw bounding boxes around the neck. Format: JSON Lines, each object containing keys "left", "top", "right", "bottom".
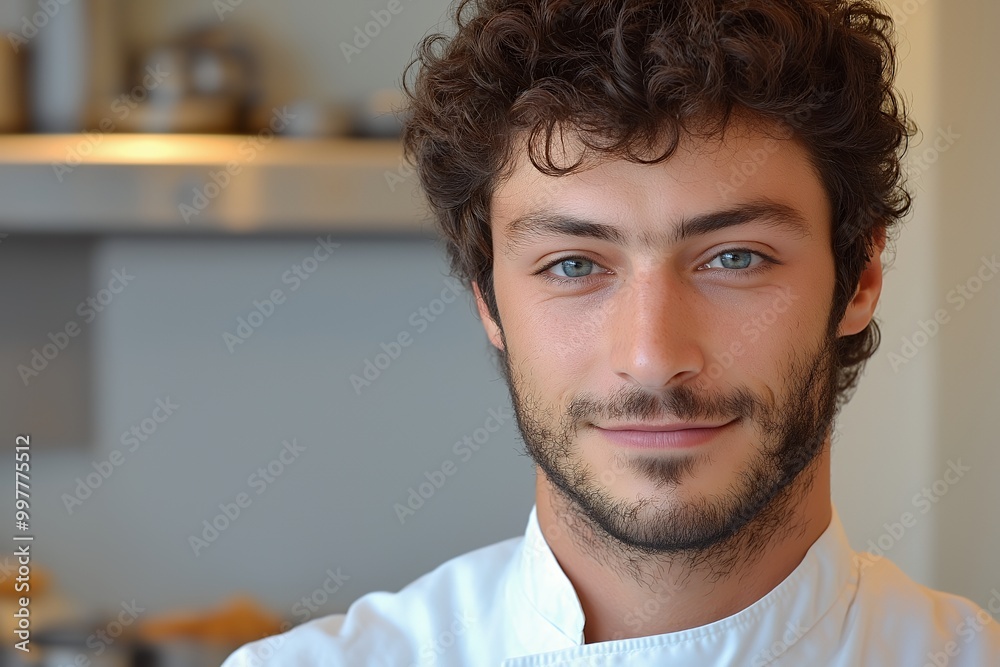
{"left": 534, "top": 448, "right": 833, "bottom": 643}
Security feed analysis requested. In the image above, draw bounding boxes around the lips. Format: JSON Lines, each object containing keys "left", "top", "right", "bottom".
{"left": 594, "top": 419, "right": 737, "bottom": 450}
{"left": 599, "top": 421, "right": 734, "bottom": 432}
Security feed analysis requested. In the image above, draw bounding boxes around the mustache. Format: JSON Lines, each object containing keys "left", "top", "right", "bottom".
{"left": 566, "top": 383, "right": 762, "bottom": 428}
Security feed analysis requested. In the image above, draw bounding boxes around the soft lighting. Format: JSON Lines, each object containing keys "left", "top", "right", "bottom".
{"left": 96, "top": 134, "right": 238, "bottom": 164}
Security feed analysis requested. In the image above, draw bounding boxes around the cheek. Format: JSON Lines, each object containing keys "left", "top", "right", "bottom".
{"left": 520, "top": 298, "right": 609, "bottom": 376}
{"left": 699, "top": 291, "right": 811, "bottom": 388}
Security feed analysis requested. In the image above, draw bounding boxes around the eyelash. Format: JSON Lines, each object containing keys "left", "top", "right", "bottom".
{"left": 535, "top": 248, "right": 779, "bottom": 286}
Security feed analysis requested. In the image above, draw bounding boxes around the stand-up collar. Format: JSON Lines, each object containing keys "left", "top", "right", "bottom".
{"left": 504, "top": 504, "right": 857, "bottom": 665}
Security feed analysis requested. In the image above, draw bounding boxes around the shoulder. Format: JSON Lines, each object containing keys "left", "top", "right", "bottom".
{"left": 849, "top": 554, "right": 1000, "bottom": 663}
{"left": 221, "top": 534, "right": 524, "bottom": 667}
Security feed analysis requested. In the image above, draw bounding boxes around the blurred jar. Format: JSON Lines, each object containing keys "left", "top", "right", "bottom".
{"left": 28, "top": 0, "right": 90, "bottom": 132}
{"left": 0, "top": 38, "right": 25, "bottom": 132}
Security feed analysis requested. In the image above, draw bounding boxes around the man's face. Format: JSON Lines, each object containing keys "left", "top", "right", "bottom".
{"left": 480, "top": 121, "right": 846, "bottom": 554}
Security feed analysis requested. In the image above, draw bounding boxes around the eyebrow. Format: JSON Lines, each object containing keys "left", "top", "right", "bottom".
{"left": 502, "top": 199, "right": 813, "bottom": 257}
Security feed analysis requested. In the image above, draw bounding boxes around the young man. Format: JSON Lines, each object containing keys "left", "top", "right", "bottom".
{"left": 223, "top": 0, "right": 1000, "bottom": 664}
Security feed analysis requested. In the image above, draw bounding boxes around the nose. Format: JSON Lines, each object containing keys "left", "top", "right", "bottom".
{"left": 610, "top": 268, "right": 705, "bottom": 390}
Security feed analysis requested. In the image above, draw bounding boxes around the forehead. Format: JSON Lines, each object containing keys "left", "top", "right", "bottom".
{"left": 491, "top": 121, "right": 830, "bottom": 254}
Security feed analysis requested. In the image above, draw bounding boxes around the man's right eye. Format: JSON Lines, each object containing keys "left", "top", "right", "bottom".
{"left": 535, "top": 256, "right": 609, "bottom": 285}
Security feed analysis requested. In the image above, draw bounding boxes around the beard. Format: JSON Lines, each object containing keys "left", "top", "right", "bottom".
{"left": 495, "top": 313, "right": 842, "bottom": 565}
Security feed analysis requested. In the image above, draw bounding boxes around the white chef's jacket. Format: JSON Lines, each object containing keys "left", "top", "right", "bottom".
{"left": 221, "top": 504, "right": 1000, "bottom": 666}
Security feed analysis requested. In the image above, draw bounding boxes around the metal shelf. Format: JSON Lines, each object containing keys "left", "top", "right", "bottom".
{"left": 0, "top": 134, "right": 433, "bottom": 234}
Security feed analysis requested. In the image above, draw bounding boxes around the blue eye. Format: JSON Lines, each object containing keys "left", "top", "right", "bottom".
{"left": 700, "top": 248, "right": 778, "bottom": 278}
{"left": 536, "top": 256, "right": 609, "bottom": 285}
{"left": 552, "top": 257, "right": 596, "bottom": 278}
{"left": 709, "top": 250, "right": 756, "bottom": 270}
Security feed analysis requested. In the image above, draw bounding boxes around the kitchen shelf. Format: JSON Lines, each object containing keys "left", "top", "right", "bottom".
{"left": 0, "top": 134, "right": 433, "bottom": 234}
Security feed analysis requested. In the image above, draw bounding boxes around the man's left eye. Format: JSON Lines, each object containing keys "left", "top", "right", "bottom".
{"left": 701, "top": 249, "right": 771, "bottom": 271}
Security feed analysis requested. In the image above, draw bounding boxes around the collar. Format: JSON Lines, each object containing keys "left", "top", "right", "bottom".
{"left": 507, "top": 502, "right": 858, "bottom": 660}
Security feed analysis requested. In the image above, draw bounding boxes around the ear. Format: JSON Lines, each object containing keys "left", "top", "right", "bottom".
{"left": 472, "top": 281, "right": 505, "bottom": 351}
{"left": 837, "top": 231, "right": 887, "bottom": 337}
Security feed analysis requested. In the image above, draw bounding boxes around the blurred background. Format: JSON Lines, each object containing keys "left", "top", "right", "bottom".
{"left": 0, "top": 0, "right": 997, "bottom": 666}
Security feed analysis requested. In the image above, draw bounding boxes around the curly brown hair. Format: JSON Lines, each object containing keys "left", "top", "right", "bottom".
{"left": 401, "top": 0, "right": 916, "bottom": 406}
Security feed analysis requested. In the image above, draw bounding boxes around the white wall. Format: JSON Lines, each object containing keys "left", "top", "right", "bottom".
{"left": 830, "top": 0, "right": 942, "bottom": 587}
{"left": 933, "top": 0, "right": 1000, "bottom": 604}
{"left": 833, "top": 0, "right": 1000, "bottom": 608}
